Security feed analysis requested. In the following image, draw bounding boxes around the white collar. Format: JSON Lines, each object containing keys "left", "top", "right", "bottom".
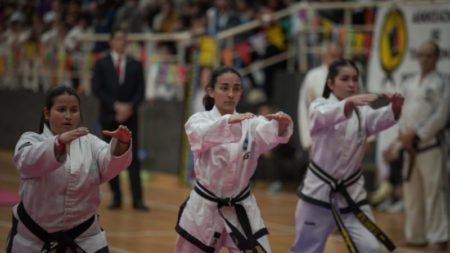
{"left": 328, "top": 93, "right": 339, "bottom": 102}
{"left": 42, "top": 124, "right": 55, "bottom": 137}
{"left": 211, "top": 105, "right": 237, "bottom": 118}
{"left": 111, "top": 51, "right": 125, "bottom": 63}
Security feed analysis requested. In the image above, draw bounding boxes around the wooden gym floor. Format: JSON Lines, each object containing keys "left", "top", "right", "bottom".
{"left": 0, "top": 150, "right": 448, "bottom": 253}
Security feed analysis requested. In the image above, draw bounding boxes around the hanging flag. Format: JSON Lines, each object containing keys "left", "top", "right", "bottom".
{"left": 322, "top": 18, "right": 333, "bottom": 41}
{"left": 221, "top": 48, "right": 233, "bottom": 66}
{"left": 0, "top": 56, "right": 5, "bottom": 75}
{"left": 8, "top": 53, "right": 14, "bottom": 75}
{"left": 199, "top": 36, "right": 216, "bottom": 66}
{"left": 338, "top": 27, "right": 347, "bottom": 47}
{"left": 24, "top": 42, "right": 37, "bottom": 59}
{"left": 65, "top": 55, "right": 73, "bottom": 70}
{"left": 235, "top": 42, "right": 251, "bottom": 65}
{"left": 140, "top": 46, "right": 147, "bottom": 65}
{"left": 354, "top": 32, "right": 365, "bottom": 56}
{"left": 176, "top": 64, "right": 188, "bottom": 84}
{"left": 265, "top": 24, "right": 285, "bottom": 50}
{"left": 280, "top": 16, "right": 293, "bottom": 37}
{"left": 168, "top": 64, "right": 176, "bottom": 84}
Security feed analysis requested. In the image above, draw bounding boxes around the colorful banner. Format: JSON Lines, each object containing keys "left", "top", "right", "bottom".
{"left": 367, "top": 2, "right": 450, "bottom": 93}
{"left": 198, "top": 36, "right": 217, "bottom": 67}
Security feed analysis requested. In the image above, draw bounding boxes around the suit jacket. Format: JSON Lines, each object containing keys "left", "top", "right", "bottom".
{"left": 92, "top": 54, "right": 145, "bottom": 126}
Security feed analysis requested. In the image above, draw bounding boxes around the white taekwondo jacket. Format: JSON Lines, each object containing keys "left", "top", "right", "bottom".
{"left": 178, "top": 106, "right": 293, "bottom": 248}
{"left": 9, "top": 125, "right": 132, "bottom": 252}
{"left": 300, "top": 94, "right": 397, "bottom": 208}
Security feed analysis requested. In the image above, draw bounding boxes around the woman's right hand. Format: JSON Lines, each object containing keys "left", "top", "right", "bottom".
{"left": 58, "top": 127, "right": 89, "bottom": 145}
{"left": 383, "top": 93, "right": 404, "bottom": 120}
{"left": 228, "top": 113, "right": 255, "bottom": 124}
{"left": 346, "top": 94, "right": 378, "bottom": 106}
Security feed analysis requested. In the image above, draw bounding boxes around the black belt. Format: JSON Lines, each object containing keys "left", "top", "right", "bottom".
{"left": 404, "top": 138, "right": 442, "bottom": 181}
{"left": 17, "top": 202, "right": 94, "bottom": 253}
{"left": 194, "top": 182, "right": 268, "bottom": 253}
{"left": 309, "top": 162, "right": 396, "bottom": 253}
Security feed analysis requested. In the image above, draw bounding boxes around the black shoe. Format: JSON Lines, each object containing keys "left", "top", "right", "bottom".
{"left": 108, "top": 201, "right": 122, "bottom": 210}
{"left": 133, "top": 202, "right": 149, "bottom": 211}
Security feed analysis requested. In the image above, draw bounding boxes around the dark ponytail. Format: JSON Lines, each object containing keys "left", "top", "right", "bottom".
{"left": 322, "top": 59, "right": 359, "bottom": 98}
{"left": 203, "top": 66, "right": 241, "bottom": 110}
{"left": 39, "top": 85, "right": 81, "bottom": 133}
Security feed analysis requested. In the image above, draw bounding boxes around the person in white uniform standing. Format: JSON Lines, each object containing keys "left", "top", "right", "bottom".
{"left": 174, "top": 66, "right": 293, "bottom": 253}
{"left": 290, "top": 59, "right": 404, "bottom": 253}
{"left": 398, "top": 41, "right": 449, "bottom": 251}
{"left": 6, "top": 86, "right": 133, "bottom": 253}
{"left": 297, "top": 42, "right": 343, "bottom": 152}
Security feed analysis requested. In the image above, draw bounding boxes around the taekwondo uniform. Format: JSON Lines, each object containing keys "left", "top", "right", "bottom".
{"left": 175, "top": 106, "right": 293, "bottom": 253}
{"left": 6, "top": 125, "right": 132, "bottom": 253}
{"left": 399, "top": 70, "right": 449, "bottom": 245}
{"left": 291, "top": 94, "right": 397, "bottom": 253}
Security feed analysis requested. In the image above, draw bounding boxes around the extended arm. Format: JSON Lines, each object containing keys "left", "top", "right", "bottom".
{"left": 185, "top": 113, "right": 245, "bottom": 155}
{"left": 94, "top": 125, "right": 132, "bottom": 183}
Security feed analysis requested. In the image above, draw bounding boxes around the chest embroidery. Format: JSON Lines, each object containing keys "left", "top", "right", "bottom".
{"left": 242, "top": 132, "right": 251, "bottom": 160}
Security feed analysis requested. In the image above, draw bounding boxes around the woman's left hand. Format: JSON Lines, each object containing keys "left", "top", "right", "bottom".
{"left": 265, "top": 112, "right": 292, "bottom": 125}
{"left": 102, "top": 125, "right": 132, "bottom": 144}
{"left": 265, "top": 112, "right": 292, "bottom": 136}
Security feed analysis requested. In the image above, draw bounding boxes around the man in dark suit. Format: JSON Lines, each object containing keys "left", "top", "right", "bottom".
{"left": 92, "top": 28, "right": 148, "bottom": 211}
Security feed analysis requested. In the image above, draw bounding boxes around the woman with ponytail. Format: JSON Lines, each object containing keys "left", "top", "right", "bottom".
{"left": 290, "top": 59, "right": 404, "bottom": 253}
{"left": 175, "top": 66, "right": 293, "bottom": 253}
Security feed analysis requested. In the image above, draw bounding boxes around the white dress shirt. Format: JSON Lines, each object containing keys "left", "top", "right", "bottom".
{"left": 111, "top": 51, "right": 126, "bottom": 84}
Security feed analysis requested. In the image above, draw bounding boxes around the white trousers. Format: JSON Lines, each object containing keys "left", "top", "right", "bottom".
{"left": 290, "top": 200, "right": 381, "bottom": 253}
{"left": 403, "top": 147, "right": 449, "bottom": 244}
{"left": 174, "top": 231, "right": 271, "bottom": 253}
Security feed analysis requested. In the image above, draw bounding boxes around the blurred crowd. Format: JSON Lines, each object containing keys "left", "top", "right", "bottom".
{"left": 0, "top": 0, "right": 376, "bottom": 97}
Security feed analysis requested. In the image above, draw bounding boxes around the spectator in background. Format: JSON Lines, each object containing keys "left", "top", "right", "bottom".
{"left": 65, "top": 12, "right": 94, "bottom": 92}
{"left": 114, "top": 0, "right": 145, "bottom": 33}
{"left": 145, "top": 42, "right": 180, "bottom": 103}
{"left": 91, "top": 0, "right": 115, "bottom": 53}
{"left": 65, "top": 12, "right": 93, "bottom": 54}
{"left": 152, "top": 0, "right": 180, "bottom": 33}
{"left": 3, "top": 11, "right": 30, "bottom": 90}
{"left": 63, "top": 0, "right": 81, "bottom": 29}
{"left": 398, "top": 41, "right": 449, "bottom": 251}
{"left": 41, "top": 18, "right": 70, "bottom": 88}
{"left": 92, "top": 28, "right": 147, "bottom": 211}
{"left": 235, "top": 0, "right": 256, "bottom": 24}
{"left": 206, "top": 0, "right": 240, "bottom": 36}
{"left": 4, "top": 11, "right": 30, "bottom": 52}
{"left": 297, "top": 42, "right": 342, "bottom": 153}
